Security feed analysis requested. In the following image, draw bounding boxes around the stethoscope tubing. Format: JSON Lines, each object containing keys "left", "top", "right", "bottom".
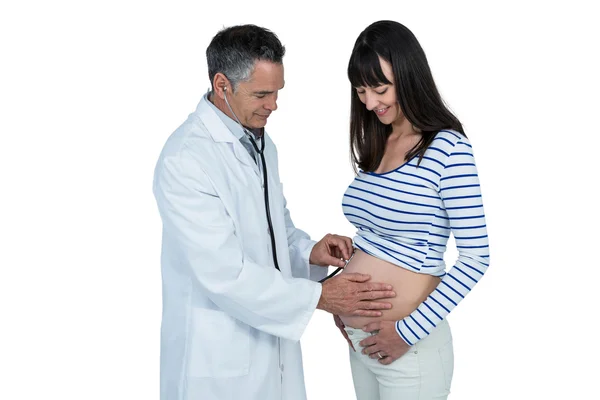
{"left": 222, "top": 88, "right": 347, "bottom": 282}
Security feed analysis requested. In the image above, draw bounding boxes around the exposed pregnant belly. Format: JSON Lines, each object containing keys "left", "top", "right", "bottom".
{"left": 339, "top": 249, "right": 441, "bottom": 329}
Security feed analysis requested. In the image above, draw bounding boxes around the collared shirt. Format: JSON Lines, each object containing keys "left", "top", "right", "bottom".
{"left": 205, "top": 92, "right": 272, "bottom": 256}
{"left": 205, "top": 92, "right": 263, "bottom": 167}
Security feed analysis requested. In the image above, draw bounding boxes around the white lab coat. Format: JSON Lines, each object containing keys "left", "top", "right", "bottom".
{"left": 153, "top": 96, "right": 327, "bottom": 400}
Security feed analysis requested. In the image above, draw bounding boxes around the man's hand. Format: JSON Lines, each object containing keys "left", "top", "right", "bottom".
{"left": 310, "top": 233, "right": 353, "bottom": 268}
{"left": 333, "top": 314, "right": 355, "bottom": 351}
{"left": 317, "top": 273, "right": 395, "bottom": 317}
{"left": 359, "top": 320, "right": 411, "bottom": 365}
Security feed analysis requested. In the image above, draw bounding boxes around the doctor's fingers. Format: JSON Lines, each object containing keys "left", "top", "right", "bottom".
{"left": 333, "top": 247, "right": 344, "bottom": 260}
{"left": 333, "top": 314, "right": 344, "bottom": 329}
{"left": 358, "top": 288, "right": 396, "bottom": 301}
{"left": 358, "top": 282, "right": 397, "bottom": 296}
{"left": 320, "top": 254, "right": 347, "bottom": 268}
{"left": 325, "top": 234, "right": 353, "bottom": 260}
{"left": 326, "top": 245, "right": 346, "bottom": 263}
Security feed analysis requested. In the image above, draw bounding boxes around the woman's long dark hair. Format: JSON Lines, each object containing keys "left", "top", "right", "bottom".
{"left": 348, "top": 20, "right": 465, "bottom": 173}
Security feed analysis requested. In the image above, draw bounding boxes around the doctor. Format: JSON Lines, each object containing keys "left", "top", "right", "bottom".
{"left": 153, "top": 24, "right": 396, "bottom": 400}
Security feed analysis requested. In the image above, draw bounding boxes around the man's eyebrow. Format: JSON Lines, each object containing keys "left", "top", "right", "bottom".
{"left": 253, "top": 85, "right": 284, "bottom": 95}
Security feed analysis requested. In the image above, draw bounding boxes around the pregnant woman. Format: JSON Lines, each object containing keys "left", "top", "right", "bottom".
{"left": 334, "top": 20, "right": 490, "bottom": 400}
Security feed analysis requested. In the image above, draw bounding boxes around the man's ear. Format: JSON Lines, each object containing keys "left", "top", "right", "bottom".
{"left": 213, "top": 73, "right": 229, "bottom": 99}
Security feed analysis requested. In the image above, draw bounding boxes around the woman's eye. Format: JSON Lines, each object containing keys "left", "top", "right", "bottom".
{"left": 356, "top": 90, "right": 366, "bottom": 95}
{"left": 375, "top": 88, "right": 388, "bottom": 95}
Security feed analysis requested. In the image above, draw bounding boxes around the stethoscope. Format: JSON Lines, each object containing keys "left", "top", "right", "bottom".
{"left": 222, "top": 86, "right": 343, "bottom": 283}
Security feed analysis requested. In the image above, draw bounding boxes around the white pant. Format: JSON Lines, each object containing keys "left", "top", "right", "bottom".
{"left": 345, "top": 319, "right": 454, "bottom": 400}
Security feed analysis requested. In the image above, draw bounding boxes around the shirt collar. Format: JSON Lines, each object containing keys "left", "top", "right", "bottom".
{"left": 204, "top": 92, "right": 263, "bottom": 142}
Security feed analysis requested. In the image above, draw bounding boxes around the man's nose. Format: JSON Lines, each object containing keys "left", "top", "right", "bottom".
{"left": 264, "top": 94, "right": 278, "bottom": 111}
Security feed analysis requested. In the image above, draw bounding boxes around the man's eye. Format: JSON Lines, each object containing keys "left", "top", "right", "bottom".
{"left": 256, "top": 94, "right": 266, "bottom": 99}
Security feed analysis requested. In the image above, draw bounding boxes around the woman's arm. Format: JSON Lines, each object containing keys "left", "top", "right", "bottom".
{"left": 395, "top": 137, "right": 490, "bottom": 345}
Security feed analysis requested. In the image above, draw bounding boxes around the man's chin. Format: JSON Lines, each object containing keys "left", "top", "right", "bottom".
{"left": 249, "top": 121, "right": 268, "bottom": 129}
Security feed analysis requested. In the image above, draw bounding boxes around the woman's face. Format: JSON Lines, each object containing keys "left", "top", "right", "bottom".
{"left": 355, "top": 58, "right": 404, "bottom": 126}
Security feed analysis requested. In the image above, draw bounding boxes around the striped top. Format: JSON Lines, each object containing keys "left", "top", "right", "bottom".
{"left": 342, "top": 129, "right": 490, "bottom": 345}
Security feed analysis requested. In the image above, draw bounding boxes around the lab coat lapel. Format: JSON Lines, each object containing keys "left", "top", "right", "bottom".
{"left": 193, "top": 97, "right": 261, "bottom": 176}
{"left": 193, "top": 98, "right": 292, "bottom": 277}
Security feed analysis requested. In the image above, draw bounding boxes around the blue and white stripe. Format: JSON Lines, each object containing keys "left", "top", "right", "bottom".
{"left": 342, "top": 130, "right": 490, "bottom": 345}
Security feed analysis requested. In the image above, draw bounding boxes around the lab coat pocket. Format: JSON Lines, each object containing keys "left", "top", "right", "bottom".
{"left": 187, "top": 308, "right": 250, "bottom": 378}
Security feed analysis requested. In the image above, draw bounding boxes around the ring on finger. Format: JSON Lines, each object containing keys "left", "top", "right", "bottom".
{"left": 377, "top": 351, "right": 384, "bottom": 359}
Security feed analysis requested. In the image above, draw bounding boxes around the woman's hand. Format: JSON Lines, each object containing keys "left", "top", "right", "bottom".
{"left": 333, "top": 314, "right": 355, "bottom": 351}
{"left": 359, "top": 320, "right": 410, "bottom": 364}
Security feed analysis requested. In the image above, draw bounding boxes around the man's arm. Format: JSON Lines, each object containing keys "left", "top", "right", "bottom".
{"left": 154, "top": 151, "right": 320, "bottom": 341}
{"left": 154, "top": 150, "right": 395, "bottom": 341}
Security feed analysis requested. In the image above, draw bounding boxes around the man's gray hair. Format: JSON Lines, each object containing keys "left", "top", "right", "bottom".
{"left": 206, "top": 24, "right": 286, "bottom": 92}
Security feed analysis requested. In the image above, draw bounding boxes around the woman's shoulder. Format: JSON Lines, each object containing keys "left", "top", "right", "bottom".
{"left": 426, "top": 129, "right": 460, "bottom": 156}
{"left": 431, "top": 129, "right": 474, "bottom": 153}
{"left": 433, "top": 129, "right": 466, "bottom": 144}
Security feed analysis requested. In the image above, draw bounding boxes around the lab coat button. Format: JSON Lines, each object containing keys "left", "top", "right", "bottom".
{"left": 280, "top": 364, "right": 284, "bottom": 372}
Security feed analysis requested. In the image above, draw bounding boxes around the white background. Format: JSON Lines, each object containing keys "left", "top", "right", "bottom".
{"left": 1, "top": 1, "right": 599, "bottom": 399}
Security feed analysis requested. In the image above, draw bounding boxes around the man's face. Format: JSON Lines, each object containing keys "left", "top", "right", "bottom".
{"left": 226, "top": 60, "right": 284, "bottom": 129}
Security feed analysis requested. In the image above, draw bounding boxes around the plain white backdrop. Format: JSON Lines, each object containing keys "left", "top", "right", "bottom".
{"left": 1, "top": 1, "right": 599, "bottom": 399}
